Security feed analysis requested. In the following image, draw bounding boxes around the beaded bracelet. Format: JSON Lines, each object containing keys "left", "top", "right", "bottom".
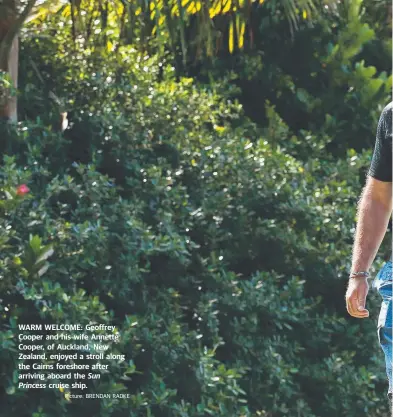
{"left": 349, "top": 271, "right": 370, "bottom": 279}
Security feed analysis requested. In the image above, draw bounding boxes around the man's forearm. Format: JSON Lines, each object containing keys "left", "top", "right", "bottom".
{"left": 351, "top": 189, "right": 391, "bottom": 273}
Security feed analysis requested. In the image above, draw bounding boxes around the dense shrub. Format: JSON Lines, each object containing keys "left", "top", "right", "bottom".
{"left": 0, "top": 34, "right": 390, "bottom": 417}
{"left": 192, "top": 0, "right": 391, "bottom": 160}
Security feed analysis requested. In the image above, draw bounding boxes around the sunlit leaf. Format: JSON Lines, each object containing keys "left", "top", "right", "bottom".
{"left": 229, "top": 19, "right": 234, "bottom": 54}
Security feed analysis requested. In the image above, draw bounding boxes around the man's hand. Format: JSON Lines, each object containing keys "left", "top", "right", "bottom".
{"left": 345, "top": 276, "right": 370, "bottom": 318}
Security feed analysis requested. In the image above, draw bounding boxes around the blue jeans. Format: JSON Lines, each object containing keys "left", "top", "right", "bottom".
{"left": 372, "top": 260, "right": 392, "bottom": 400}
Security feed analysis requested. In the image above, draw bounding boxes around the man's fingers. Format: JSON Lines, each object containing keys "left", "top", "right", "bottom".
{"left": 348, "top": 298, "right": 359, "bottom": 317}
{"left": 345, "top": 278, "right": 370, "bottom": 318}
{"left": 346, "top": 297, "right": 357, "bottom": 317}
{"left": 356, "top": 285, "right": 369, "bottom": 315}
{"left": 357, "top": 286, "right": 366, "bottom": 305}
{"left": 346, "top": 294, "right": 369, "bottom": 318}
{"left": 357, "top": 298, "right": 366, "bottom": 311}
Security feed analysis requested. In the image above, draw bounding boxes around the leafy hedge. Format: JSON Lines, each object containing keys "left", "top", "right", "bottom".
{"left": 0, "top": 40, "right": 390, "bottom": 417}
{"left": 193, "top": 0, "right": 391, "bottom": 160}
{"left": 0, "top": 1, "right": 391, "bottom": 415}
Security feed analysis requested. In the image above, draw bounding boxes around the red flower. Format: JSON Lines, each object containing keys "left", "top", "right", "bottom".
{"left": 16, "top": 184, "right": 30, "bottom": 196}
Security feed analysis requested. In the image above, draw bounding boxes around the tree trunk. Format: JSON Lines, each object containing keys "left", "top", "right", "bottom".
{"left": 1, "top": 36, "right": 18, "bottom": 122}
{"left": 0, "top": 0, "right": 36, "bottom": 122}
{"left": 0, "top": 0, "right": 18, "bottom": 121}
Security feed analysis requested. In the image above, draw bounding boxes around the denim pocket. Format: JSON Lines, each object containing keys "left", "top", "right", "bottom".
{"left": 372, "top": 261, "right": 392, "bottom": 291}
{"left": 377, "top": 261, "right": 392, "bottom": 281}
{"left": 378, "top": 299, "right": 390, "bottom": 329}
{"left": 377, "top": 298, "right": 392, "bottom": 346}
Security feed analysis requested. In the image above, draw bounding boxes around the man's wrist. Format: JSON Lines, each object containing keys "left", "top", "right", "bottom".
{"left": 349, "top": 270, "right": 370, "bottom": 279}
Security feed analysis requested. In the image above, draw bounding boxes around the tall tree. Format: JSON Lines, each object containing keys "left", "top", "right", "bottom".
{"left": 0, "top": 0, "right": 339, "bottom": 122}
{"left": 58, "top": 0, "right": 338, "bottom": 65}
{"left": 0, "top": 0, "right": 37, "bottom": 121}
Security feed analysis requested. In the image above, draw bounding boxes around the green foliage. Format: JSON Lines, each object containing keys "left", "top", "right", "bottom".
{"left": 201, "top": 0, "right": 391, "bottom": 158}
{"left": 0, "top": 1, "right": 391, "bottom": 416}
{"left": 0, "top": 70, "right": 15, "bottom": 108}
{"left": 0, "top": 36, "right": 390, "bottom": 416}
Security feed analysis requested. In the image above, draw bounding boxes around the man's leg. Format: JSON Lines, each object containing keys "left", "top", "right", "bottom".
{"left": 374, "top": 261, "right": 392, "bottom": 411}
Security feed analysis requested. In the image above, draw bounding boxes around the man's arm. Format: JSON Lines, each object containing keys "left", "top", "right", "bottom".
{"left": 346, "top": 104, "right": 392, "bottom": 318}
{"left": 346, "top": 176, "right": 391, "bottom": 318}
{"left": 350, "top": 176, "right": 392, "bottom": 274}
{"left": 352, "top": 102, "right": 393, "bottom": 272}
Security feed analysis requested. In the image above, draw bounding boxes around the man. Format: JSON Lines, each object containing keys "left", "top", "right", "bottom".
{"left": 346, "top": 102, "right": 392, "bottom": 410}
